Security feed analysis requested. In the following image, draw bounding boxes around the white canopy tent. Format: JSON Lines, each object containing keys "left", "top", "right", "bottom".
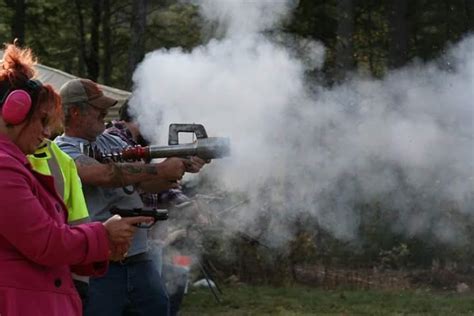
{"left": 0, "top": 50, "right": 130, "bottom": 121}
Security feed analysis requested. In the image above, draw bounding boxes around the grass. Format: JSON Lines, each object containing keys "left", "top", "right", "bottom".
{"left": 181, "top": 285, "right": 474, "bottom": 315}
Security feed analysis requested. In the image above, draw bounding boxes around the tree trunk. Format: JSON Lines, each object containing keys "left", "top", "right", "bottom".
{"left": 388, "top": 0, "right": 409, "bottom": 68}
{"left": 87, "top": 0, "right": 102, "bottom": 81}
{"left": 466, "top": 0, "right": 474, "bottom": 31}
{"left": 127, "top": 0, "right": 148, "bottom": 89}
{"left": 368, "top": 8, "right": 375, "bottom": 74}
{"left": 8, "top": 0, "right": 26, "bottom": 45}
{"left": 334, "top": 0, "right": 354, "bottom": 81}
{"left": 74, "top": 0, "right": 86, "bottom": 77}
{"left": 444, "top": 0, "right": 452, "bottom": 45}
{"left": 411, "top": 2, "right": 420, "bottom": 57}
{"left": 102, "top": 0, "right": 112, "bottom": 85}
{"left": 74, "top": 0, "right": 102, "bottom": 81}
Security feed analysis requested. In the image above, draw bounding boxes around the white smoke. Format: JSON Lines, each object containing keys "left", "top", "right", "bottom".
{"left": 130, "top": 0, "right": 474, "bottom": 247}
{"left": 196, "top": 0, "right": 295, "bottom": 38}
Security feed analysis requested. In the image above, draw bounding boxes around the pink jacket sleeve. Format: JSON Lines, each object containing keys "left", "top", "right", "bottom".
{"left": 0, "top": 161, "right": 110, "bottom": 267}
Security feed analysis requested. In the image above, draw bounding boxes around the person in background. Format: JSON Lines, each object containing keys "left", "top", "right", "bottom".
{"left": 28, "top": 138, "right": 92, "bottom": 305}
{"left": 105, "top": 100, "right": 192, "bottom": 316}
{"left": 105, "top": 100, "right": 190, "bottom": 206}
{"left": 55, "top": 78, "right": 207, "bottom": 315}
{"left": 0, "top": 44, "right": 148, "bottom": 316}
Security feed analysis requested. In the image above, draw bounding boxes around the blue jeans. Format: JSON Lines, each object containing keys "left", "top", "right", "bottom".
{"left": 162, "top": 264, "right": 188, "bottom": 316}
{"left": 84, "top": 257, "right": 170, "bottom": 316}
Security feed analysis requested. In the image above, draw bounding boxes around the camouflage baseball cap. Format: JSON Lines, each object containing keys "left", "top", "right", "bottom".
{"left": 59, "top": 78, "right": 117, "bottom": 109}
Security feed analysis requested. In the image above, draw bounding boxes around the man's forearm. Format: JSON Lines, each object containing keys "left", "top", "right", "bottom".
{"left": 76, "top": 155, "right": 159, "bottom": 187}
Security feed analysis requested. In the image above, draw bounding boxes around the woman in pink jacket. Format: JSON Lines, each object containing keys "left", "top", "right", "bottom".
{"left": 0, "top": 45, "right": 152, "bottom": 315}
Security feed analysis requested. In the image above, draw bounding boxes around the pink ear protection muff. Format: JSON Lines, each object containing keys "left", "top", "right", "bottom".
{"left": 0, "top": 79, "right": 43, "bottom": 125}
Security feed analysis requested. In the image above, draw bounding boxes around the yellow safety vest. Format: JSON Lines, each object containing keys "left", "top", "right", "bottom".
{"left": 28, "top": 140, "right": 90, "bottom": 224}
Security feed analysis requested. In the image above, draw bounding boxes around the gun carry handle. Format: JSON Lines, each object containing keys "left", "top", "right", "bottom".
{"left": 168, "top": 123, "right": 208, "bottom": 145}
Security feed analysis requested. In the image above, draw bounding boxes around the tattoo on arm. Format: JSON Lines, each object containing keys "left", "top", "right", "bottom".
{"left": 121, "top": 164, "right": 143, "bottom": 174}
{"left": 145, "top": 165, "right": 157, "bottom": 175}
{"left": 75, "top": 158, "right": 156, "bottom": 186}
{"left": 119, "top": 164, "right": 156, "bottom": 175}
{"left": 76, "top": 155, "right": 101, "bottom": 167}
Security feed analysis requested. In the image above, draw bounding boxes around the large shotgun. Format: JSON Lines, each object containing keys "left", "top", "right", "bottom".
{"left": 96, "top": 123, "right": 230, "bottom": 162}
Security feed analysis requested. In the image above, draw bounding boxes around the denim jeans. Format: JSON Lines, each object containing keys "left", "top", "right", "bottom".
{"left": 162, "top": 263, "right": 188, "bottom": 316}
{"left": 84, "top": 257, "right": 170, "bottom": 316}
{"left": 150, "top": 245, "right": 188, "bottom": 316}
{"left": 73, "top": 279, "right": 89, "bottom": 310}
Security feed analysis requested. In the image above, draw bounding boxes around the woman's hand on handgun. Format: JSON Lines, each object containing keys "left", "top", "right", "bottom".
{"left": 103, "top": 215, "right": 154, "bottom": 243}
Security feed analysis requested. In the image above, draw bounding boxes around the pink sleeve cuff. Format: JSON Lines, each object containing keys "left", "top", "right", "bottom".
{"left": 74, "top": 222, "right": 110, "bottom": 263}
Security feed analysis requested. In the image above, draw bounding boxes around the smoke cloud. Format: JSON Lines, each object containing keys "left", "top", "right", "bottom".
{"left": 130, "top": 0, "right": 474, "bottom": 248}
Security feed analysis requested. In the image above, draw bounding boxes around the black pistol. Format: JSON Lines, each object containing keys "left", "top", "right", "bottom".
{"left": 110, "top": 207, "right": 169, "bottom": 228}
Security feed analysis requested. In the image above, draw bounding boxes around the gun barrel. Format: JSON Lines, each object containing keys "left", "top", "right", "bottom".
{"left": 110, "top": 207, "right": 169, "bottom": 227}
{"left": 148, "top": 137, "right": 230, "bottom": 160}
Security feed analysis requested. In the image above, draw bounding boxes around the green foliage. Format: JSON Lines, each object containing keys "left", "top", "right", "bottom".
{"left": 25, "top": 1, "right": 81, "bottom": 74}
{"left": 285, "top": 0, "right": 474, "bottom": 81}
{"left": 147, "top": 3, "right": 202, "bottom": 51}
{"left": 411, "top": 0, "right": 470, "bottom": 60}
{"left": 1, "top": 0, "right": 472, "bottom": 87}
{"left": 0, "top": 0, "right": 203, "bottom": 89}
{"left": 289, "top": 231, "right": 318, "bottom": 265}
{"left": 379, "top": 243, "right": 410, "bottom": 270}
{"left": 0, "top": 2, "right": 13, "bottom": 40}
{"left": 353, "top": 1, "right": 389, "bottom": 77}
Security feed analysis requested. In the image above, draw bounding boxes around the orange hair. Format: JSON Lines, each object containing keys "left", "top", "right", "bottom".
{"left": 1, "top": 43, "right": 62, "bottom": 127}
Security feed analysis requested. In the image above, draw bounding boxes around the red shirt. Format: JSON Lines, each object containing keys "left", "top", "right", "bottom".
{"left": 0, "top": 134, "right": 109, "bottom": 315}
